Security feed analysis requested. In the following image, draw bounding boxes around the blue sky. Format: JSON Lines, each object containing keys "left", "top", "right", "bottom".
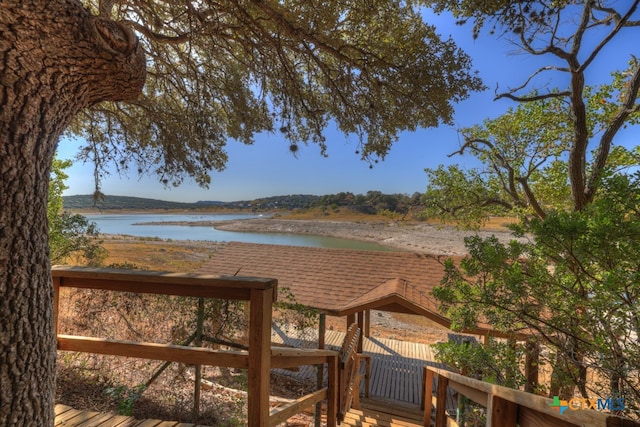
{"left": 57, "top": 9, "right": 637, "bottom": 203}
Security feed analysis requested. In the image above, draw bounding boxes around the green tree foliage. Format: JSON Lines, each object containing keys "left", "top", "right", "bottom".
{"left": 69, "top": 0, "right": 484, "bottom": 190}
{"left": 433, "top": 338, "right": 524, "bottom": 389}
{"left": 48, "top": 158, "right": 106, "bottom": 265}
{"left": 315, "top": 191, "right": 422, "bottom": 215}
{"left": 423, "top": 1, "right": 640, "bottom": 223}
{"left": 423, "top": 80, "right": 640, "bottom": 227}
{"left": 434, "top": 172, "right": 640, "bottom": 413}
{"left": 423, "top": 97, "right": 574, "bottom": 226}
{"left": 424, "top": 3, "right": 640, "bottom": 411}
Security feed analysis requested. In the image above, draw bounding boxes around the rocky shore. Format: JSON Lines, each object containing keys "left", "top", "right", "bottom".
{"left": 211, "top": 218, "right": 521, "bottom": 255}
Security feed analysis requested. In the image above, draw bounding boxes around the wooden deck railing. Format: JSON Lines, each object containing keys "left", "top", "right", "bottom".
{"left": 337, "top": 323, "right": 361, "bottom": 422}
{"left": 52, "top": 266, "right": 339, "bottom": 427}
{"left": 422, "top": 366, "right": 640, "bottom": 427}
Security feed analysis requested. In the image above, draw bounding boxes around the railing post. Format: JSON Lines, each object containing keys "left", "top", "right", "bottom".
{"left": 327, "top": 354, "right": 338, "bottom": 427}
{"left": 53, "top": 276, "right": 61, "bottom": 337}
{"left": 363, "top": 355, "right": 370, "bottom": 398}
{"left": 423, "top": 367, "right": 434, "bottom": 426}
{"left": 505, "top": 337, "right": 517, "bottom": 386}
{"left": 346, "top": 313, "right": 355, "bottom": 331}
{"left": 490, "top": 396, "right": 518, "bottom": 426}
{"left": 435, "top": 374, "right": 448, "bottom": 427}
{"left": 364, "top": 310, "right": 371, "bottom": 338}
{"left": 357, "top": 311, "right": 364, "bottom": 353}
{"left": 525, "top": 340, "right": 540, "bottom": 393}
{"left": 193, "top": 297, "right": 205, "bottom": 417}
{"left": 315, "top": 313, "right": 326, "bottom": 427}
{"left": 248, "top": 288, "right": 273, "bottom": 427}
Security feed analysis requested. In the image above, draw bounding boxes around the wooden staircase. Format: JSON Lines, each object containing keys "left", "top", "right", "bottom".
{"left": 340, "top": 398, "right": 423, "bottom": 427}
{"left": 335, "top": 324, "right": 424, "bottom": 427}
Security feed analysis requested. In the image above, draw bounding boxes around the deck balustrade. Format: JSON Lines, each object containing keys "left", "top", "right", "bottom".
{"left": 53, "top": 266, "right": 640, "bottom": 427}
{"left": 52, "top": 266, "right": 339, "bottom": 427}
{"left": 422, "top": 366, "right": 640, "bottom": 427}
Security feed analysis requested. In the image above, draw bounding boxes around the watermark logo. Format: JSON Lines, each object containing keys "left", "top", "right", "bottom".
{"left": 550, "top": 396, "right": 625, "bottom": 414}
{"left": 549, "top": 396, "right": 569, "bottom": 414}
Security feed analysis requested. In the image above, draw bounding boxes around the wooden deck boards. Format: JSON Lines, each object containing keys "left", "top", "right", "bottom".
{"left": 271, "top": 325, "right": 444, "bottom": 406}
{"left": 54, "top": 405, "right": 203, "bottom": 427}
{"left": 55, "top": 402, "right": 424, "bottom": 427}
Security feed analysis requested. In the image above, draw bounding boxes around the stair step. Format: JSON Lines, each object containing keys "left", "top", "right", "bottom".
{"left": 341, "top": 407, "right": 423, "bottom": 427}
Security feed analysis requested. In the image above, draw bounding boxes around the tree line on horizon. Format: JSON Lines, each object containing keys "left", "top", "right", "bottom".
{"left": 62, "top": 190, "right": 424, "bottom": 215}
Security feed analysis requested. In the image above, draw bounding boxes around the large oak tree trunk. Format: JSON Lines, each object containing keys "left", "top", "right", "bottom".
{"left": 0, "top": 1, "right": 145, "bottom": 424}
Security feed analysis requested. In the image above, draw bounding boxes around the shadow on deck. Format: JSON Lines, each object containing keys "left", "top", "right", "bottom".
{"left": 272, "top": 325, "right": 451, "bottom": 408}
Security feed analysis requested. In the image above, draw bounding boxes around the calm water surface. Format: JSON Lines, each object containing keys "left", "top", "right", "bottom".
{"left": 83, "top": 213, "right": 395, "bottom": 251}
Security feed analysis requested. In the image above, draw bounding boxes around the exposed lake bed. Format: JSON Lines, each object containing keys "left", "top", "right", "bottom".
{"left": 212, "top": 217, "right": 519, "bottom": 255}
{"left": 98, "top": 212, "right": 520, "bottom": 255}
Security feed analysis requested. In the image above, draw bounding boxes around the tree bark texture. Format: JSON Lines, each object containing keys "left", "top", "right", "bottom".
{"left": 0, "top": 1, "right": 145, "bottom": 425}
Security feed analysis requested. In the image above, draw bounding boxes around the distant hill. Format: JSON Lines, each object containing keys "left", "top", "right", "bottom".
{"left": 62, "top": 194, "right": 323, "bottom": 211}
{"left": 62, "top": 195, "right": 204, "bottom": 210}
{"left": 63, "top": 191, "right": 422, "bottom": 214}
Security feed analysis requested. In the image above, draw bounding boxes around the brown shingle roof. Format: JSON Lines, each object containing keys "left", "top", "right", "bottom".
{"left": 199, "top": 241, "right": 459, "bottom": 316}
{"left": 198, "top": 242, "right": 527, "bottom": 337}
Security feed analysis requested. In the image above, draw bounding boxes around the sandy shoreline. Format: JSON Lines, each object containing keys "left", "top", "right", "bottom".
{"left": 140, "top": 218, "right": 522, "bottom": 255}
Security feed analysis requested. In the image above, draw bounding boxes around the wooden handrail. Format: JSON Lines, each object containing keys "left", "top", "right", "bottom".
{"left": 57, "top": 335, "right": 250, "bottom": 368}
{"left": 352, "top": 354, "right": 371, "bottom": 409}
{"left": 337, "top": 323, "right": 362, "bottom": 422}
{"left": 52, "top": 266, "right": 338, "bottom": 427}
{"left": 269, "top": 389, "right": 328, "bottom": 425}
{"left": 52, "top": 265, "right": 278, "bottom": 297}
{"left": 422, "top": 366, "right": 640, "bottom": 427}
{"left": 271, "top": 347, "right": 339, "bottom": 368}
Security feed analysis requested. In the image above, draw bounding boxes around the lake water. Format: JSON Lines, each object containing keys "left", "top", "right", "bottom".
{"left": 83, "top": 213, "right": 395, "bottom": 251}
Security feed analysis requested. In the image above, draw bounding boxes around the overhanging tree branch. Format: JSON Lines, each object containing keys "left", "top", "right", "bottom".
{"left": 580, "top": 0, "right": 640, "bottom": 72}
{"left": 494, "top": 90, "right": 570, "bottom": 103}
{"left": 517, "top": 177, "right": 546, "bottom": 220}
{"left": 126, "top": 20, "right": 192, "bottom": 44}
{"left": 585, "top": 59, "right": 640, "bottom": 202}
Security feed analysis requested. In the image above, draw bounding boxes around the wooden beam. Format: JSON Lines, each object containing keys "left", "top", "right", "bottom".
{"left": 269, "top": 389, "right": 327, "bottom": 426}
{"left": 248, "top": 288, "right": 274, "bottom": 427}
{"left": 358, "top": 354, "right": 371, "bottom": 399}
{"left": 524, "top": 340, "right": 540, "bottom": 393}
{"left": 603, "top": 416, "right": 640, "bottom": 427}
{"left": 447, "top": 379, "right": 488, "bottom": 407}
{"left": 346, "top": 313, "right": 355, "bottom": 330}
{"left": 506, "top": 337, "right": 517, "bottom": 386}
{"left": 316, "top": 313, "right": 326, "bottom": 427}
{"left": 318, "top": 313, "right": 326, "bottom": 350}
{"left": 491, "top": 396, "right": 518, "bottom": 426}
{"left": 423, "top": 367, "right": 434, "bottom": 426}
{"left": 52, "top": 266, "right": 276, "bottom": 300}
{"left": 519, "top": 405, "right": 578, "bottom": 427}
{"left": 357, "top": 311, "right": 364, "bottom": 353}
{"left": 326, "top": 355, "right": 339, "bottom": 427}
{"left": 364, "top": 310, "right": 371, "bottom": 338}
{"left": 53, "top": 276, "right": 61, "bottom": 336}
{"left": 435, "top": 375, "right": 448, "bottom": 427}
{"left": 57, "top": 335, "right": 248, "bottom": 368}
